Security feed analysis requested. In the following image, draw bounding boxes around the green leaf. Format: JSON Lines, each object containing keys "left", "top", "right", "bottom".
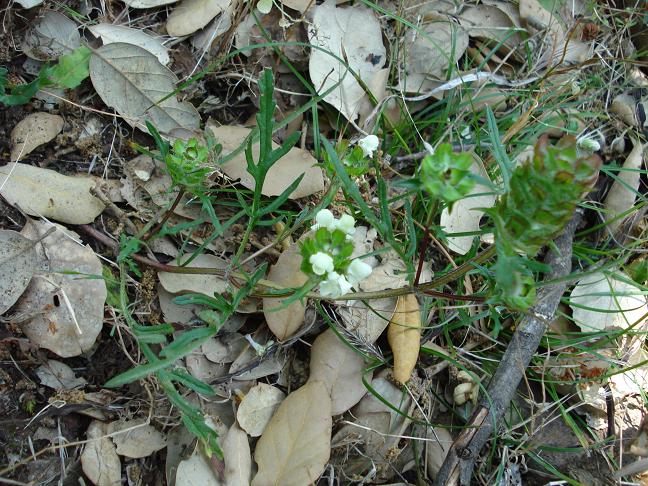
{"left": 257, "top": 68, "right": 276, "bottom": 164}
{"left": 170, "top": 369, "right": 215, "bottom": 396}
{"left": 46, "top": 46, "right": 91, "bottom": 89}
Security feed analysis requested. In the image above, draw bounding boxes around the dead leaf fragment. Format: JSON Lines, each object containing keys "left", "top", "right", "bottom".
{"left": 252, "top": 381, "right": 332, "bottom": 486}
{"left": 109, "top": 418, "right": 167, "bottom": 458}
{"left": 262, "top": 241, "right": 308, "bottom": 340}
{"left": 123, "top": 0, "right": 178, "bottom": 6}
{"left": 0, "top": 163, "right": 105, "bottom": 224}
{"left": 236, "top": 383, "right": 286, "bottom": 437}
{"left": 15, "top": 220, "right": 107, "bottom": 357}
{"left": 167, "top": 0, "right": 232, "bottom": 37}
{"left": 11, "top": 113, "right": 64, "bottom": 161}
{"left": 569, "top": 271, "right": 648, "bottom": 332}
{"left": 176, "top": 449, "right": 222, "bottom": 486}
{"left": 90, "top": 43, "right": 200, "bottom": 135}
{"left": 387, "top": 294, "right": 421, "bottom": 384}
{"left": 440, "top": 157, "right": 496, "bottom": 254}
{"left": 308, "top": 0, "right": 387, "bottom": 121}
{"left": 426, "top": 427, "right": 452, "bottom": 479}
{"left": 23, "top": 10, "right": 80, "bottom": 61}
{"left": 36, "top": 360, "right": 87, "bottom": 389}
{"left": 208, "top": 125, "right": 324, "bottom": 199}
{"left": 223, "top": 422, "right": 251, "bottom": 486}
{"left": 158, "top": 254, "right": 229, "bottom": 297}
{"left": 81, "top": 421, "right": 122, "bottom": 486}
{"left": 603, "top": 141, "right": 645, "bottom": 234}
{"left": 89, "top": 24, "right": 170, "bottom": 65}
{"left": 308, "top": 328, "right": 370, "bottom": 415}
{"left": 0, "top": 230, "right": 38, "bottom": 315}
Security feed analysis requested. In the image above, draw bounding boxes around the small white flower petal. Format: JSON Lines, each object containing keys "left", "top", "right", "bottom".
{"left": 309, "top": 252, "right": 334, "bottom": 276}
{"left": 319, "top": 271, "right": 342, "bottom": 298}
{"left": 315, "top": 209, "right": 334, "bottom": 228}
{"left": 336, "top": 274, "right": 353, "bottom": 295}
{"left": 347, "top": 259, "right": 373, "bottom": 285}
{"left": 337, "top": 214, "right": 356, "bottom": 235}
{"left": 358, "top": 135, "right": 379, "bottom": 158}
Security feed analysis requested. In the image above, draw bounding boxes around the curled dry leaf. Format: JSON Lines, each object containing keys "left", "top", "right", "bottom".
{"left": 167, "top": 0, "right": 232, "bottom": 37}
{"left": 191, "top": 13, "right": 233, "bottom": 51}
{"left": 176, "top": 449, "right": 222, "bottom": 486}
{"left": 604, "top": 140, "right": 644, "bottom": 234}
{"left": 308, "top": 0, "right": 386, "bottom": 121}
{"left": 223, "top": 422, "right": 251, "bottom": 486}
{"left": 23, "top": 10, "right": 80, "bottom": 61}
{"left": 90, "top": 43, "right": 200, "bottom": 135}
{"left": 81, "top": 421, "right": 122, "bottom": 486}
{"left": 569, "top": 270, "right": 648, "bottom": 332}
{"left": 89, "top": 24, "right": 170, "bottom": 65}
{"left": 208, "top": 125, "right": 324, "bottom": 199}
{"left": 158, "top": 253, "right": 229, "bottom": 297}
{"left": 611, "top": 93, "right": 639, "bottom": 127}
{"left": 36, "top": 359, "right": 87, "bottom": 389}
{"left": 0, "top": 230, "right": 38, "bottom": 315}
{"left": 440, "top": 156, "right": 496, "bottom": 254}
{"left": 262, "top": 241, "right": 308, "bottom": 340}
{"left": 236, "top": 383, "right": 286, "bottom": 437}
{"left": 0, "top": 163, "right": 105, "bottom": 224}
{"left": 387, "top": 294, "right": 421, "bottom": 384}
{"left": 252, "top": 381, "right": 332, "bottom": 486}
{"left": 15, "top": 220, "right": 107, "bottom": 357}
{"left": 308, "top": 328, "right": 370, "bottom": 415}
{"left": 10, "top": 113, "right": 64, "bottom": 161}
{"left": 108, "top": 418, "right": 167, "bottom": 458}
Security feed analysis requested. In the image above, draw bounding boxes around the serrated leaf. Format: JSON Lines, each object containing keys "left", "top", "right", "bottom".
{"left": 387, "top": 294, "right": 421, "bottom": 384}
{"left": 0, "top": 163, "right": 105, "bottom": 224}
{"left": 89, "top": 43, "right": 200, "bottom": 135}
{"left": 252, "top": 381, "right": 332, "bottom": 486}
{"left": 308, "top": 328, "right": 370, "bottom": 415}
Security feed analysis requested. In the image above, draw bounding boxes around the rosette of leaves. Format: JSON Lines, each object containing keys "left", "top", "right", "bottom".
{"left": 489, "top": 135, "right": 600, "bottom": 257}
{"left": 420, "top": 143, "right": 475, "bottom": 207}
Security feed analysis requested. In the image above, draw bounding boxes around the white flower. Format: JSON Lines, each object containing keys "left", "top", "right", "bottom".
{"left": 310, "top": 252, "right": 334, "bottom": 275}
{"left": 346, "top": 259, "right": 372, "bottom": 285}
{"left": 577, "top": 136, "right": 601, "bottom": 152}
{"left": 311, "top": 208, "right": 336, "bottom": 231}
{"left": 319, "top": 271, "right": 353, "bottom": 298}
{"left": 358, "top": 135, "right": 379, "bottom": 158}
{"left": 337, "top": 214, "right": 356, "bottom": 236}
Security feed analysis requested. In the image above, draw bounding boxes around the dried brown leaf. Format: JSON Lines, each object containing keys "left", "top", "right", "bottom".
{"left": 252, "top": 381, "right": 332, "bottom": 486}
{"left": 387, "top": 294, "right": 421, "bottom": 384}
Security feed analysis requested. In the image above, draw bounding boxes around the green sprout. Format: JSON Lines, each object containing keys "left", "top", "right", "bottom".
{"left": 420, "top": 143, "right": 475, "bottom": 208}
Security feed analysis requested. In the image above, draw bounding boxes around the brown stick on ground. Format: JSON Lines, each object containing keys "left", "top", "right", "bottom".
{"left": 434, "top": 209, "right": 583, "bottom": 486}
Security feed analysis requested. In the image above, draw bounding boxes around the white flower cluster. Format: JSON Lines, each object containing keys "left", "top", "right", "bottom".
{"left": 308, "top": 209, "right": 373, "bottom": 298}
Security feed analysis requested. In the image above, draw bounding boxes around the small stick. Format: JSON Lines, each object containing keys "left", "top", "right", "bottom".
{"left": 434, "top": 209, "right": 583, "bottom": 486}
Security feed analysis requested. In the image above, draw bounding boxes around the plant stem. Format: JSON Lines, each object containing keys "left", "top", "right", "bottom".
{"left": 414, "top": 199, "right": 438, "bottom": 286}
{"left": 80, "top": 223, "right": 496, "bottom": 302}
{"left": 144, "top": 188, "right": 184, "bottom": 240}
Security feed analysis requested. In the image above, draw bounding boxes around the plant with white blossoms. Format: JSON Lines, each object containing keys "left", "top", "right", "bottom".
{"left": 358, "top": 134, "right": 379, "bottom": 158}
{"left": 300, "top": 209, "right": 373, "bottom": 298}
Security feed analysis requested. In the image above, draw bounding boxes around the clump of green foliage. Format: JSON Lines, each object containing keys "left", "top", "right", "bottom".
{"left": 488, "top": 135, "right": 601, "bottom": 309}
{"left": 0, "top": 45, "right": 91, "bottom": 106}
